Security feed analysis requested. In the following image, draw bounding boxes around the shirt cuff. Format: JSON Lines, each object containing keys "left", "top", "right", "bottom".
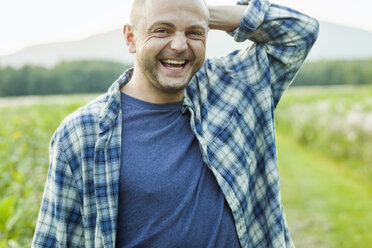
{"left": 228, "top": 0, "right": 271, "bottom": 42}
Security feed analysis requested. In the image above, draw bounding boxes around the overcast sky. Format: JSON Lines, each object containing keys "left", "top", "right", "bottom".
{"left": 1, "top": 0, "right": 371, "bottom": 56}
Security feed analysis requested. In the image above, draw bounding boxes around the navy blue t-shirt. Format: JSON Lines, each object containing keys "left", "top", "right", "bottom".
{"left": 116, "top": 92, "right": 241, "bottom": 248}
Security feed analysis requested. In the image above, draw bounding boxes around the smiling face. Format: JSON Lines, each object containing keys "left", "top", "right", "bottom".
{"left": 124, "top": 0, "right": 209, "bottom": 102}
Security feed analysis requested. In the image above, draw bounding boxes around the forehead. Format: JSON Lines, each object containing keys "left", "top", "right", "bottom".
{"left": 142, "top": 0, "right": 208, "bottom": 28}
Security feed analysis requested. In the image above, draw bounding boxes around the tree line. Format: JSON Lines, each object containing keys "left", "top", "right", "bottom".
{"left": 0, "top": 60, "right": 130, "bottom": 97}
{"left": 0, "top": 58, "right": 371, "bottom": 97}
{"left": 293, "top": 58, "right": 372, "bottom": 86}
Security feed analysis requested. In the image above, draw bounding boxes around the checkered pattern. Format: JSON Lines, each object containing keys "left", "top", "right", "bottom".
{"left": 32, "top": 0, "right": 318, "bottom": 247}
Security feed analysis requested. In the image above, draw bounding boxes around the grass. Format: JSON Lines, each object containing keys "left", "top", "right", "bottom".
{"left": 1, "top": 88, "right": 372, "bottom": 247}
{"left": 0, "top": 102, "right": 90, "bottom": 247}
{"left": 277, "top": 131, "right": 372, "bottom": 248}
{"left": 276, "top": 85, "right": 372, "bottom": 182}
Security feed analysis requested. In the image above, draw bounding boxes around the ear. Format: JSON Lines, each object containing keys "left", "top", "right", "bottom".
{"left": 123, "top": 24, "right": 136, "bottom": 54}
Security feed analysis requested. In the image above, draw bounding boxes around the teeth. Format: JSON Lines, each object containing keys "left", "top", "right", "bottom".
{"left": 161, "top": 59, "right": 186, "bottom": 65}
{"left": 167, "top": 67, "right": 182, "bottom": 71}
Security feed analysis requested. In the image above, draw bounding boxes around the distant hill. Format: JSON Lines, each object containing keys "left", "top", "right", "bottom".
{"left": 1, "top": 21, "right": 372, "bottom": 68}
{"left": 0, "top": 30, "right": 132, "bottom": 68}
{"left": 309, "top": 21, "right": 372, "bottom": 60}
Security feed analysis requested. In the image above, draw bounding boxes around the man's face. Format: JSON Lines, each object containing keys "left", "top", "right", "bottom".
{"left": 131, "top": 0, "right": 209, "bottom": 95}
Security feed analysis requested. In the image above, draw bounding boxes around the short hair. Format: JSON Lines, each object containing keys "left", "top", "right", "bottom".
{"left": 129, "top": 0, "right": 208, "bottom": 28}
{"left": 130, "top": 0, "right": 147, "bottom": 28}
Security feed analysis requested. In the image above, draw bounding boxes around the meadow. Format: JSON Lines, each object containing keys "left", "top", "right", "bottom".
{"left": 276, "top": 86, "right": 372, "bottom": 180}
{"left": 0, "top": 86, "right": 372, "bottom": 247}
{"left": 0, "top": 95, "right": 97, "bottom": 247}
{"left": 276, "top": 86, "right": 372, "bottom": 247}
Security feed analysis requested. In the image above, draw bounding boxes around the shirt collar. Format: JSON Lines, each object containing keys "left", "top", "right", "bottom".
{"left": 98, "top": 68, "right": 133, "bottom": 133}
{"left": 98, "top": 67, "right": 194, "bottom": 132}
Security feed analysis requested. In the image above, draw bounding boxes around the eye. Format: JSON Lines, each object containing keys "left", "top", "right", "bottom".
{"left": 155, "top": 29, "right": 167, "bottom": 33}
{"left": 191, "top": 31, "right": 202, "bottom": 35}
{"left": 187, "top": 31, "right": 205, "bottom": 40}
{"left": 152, "top": 28, "right": 170, "bottom": 38}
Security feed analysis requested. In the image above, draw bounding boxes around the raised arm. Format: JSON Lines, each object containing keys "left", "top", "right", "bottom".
{"left": 208, "top": 5, "right": 246, "bottom": 32}
{"left": 208, "top": 0, "right": 319, "bottom": 107}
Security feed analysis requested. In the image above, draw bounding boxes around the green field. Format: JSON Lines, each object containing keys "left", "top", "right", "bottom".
{"left": 276, "top": 86, "right": 372, "bottom": 181}
{"left": 1, "top": 87, "right": 372, "bottom": 247}
{"left": 277, "top": 133, "right": 372, "bottom": 248}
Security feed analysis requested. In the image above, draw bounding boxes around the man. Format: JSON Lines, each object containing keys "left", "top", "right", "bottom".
{"left": 32, "top": 0, "right": 318, "bottom": 247}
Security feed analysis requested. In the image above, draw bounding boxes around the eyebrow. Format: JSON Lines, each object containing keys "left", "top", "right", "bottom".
{"left": 147, "top": 21, "right": 175, "bottom": 32}
{"left": 187, "top": 24, "right": 208, "bottom": 31}
{"left": 147, "top": 21, "right": 207, "bottom": 32}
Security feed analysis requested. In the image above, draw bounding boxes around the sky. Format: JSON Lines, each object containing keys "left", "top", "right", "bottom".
{"left": 1, "top": 0, "right": 371, "bottom": 56}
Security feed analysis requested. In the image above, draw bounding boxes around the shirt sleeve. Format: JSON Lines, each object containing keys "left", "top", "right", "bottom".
{"left": 221, "top": 0, "right": 319, "bottom": 107}
{"left": 32, "top": 131, "right": 84, "bottom": 247}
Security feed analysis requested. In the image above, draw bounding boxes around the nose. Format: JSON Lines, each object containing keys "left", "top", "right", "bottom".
{"left": 170, "top": 32, "right": 188, "bottom": 53}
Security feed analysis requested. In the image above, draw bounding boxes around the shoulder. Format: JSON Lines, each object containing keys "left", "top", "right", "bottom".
{"left": 51, "top": 93, "right": 110, "bottom": 151}
{"left": 195, "top": 52, "right": 255, "bottom": 88}
{"left": 62, "top": 93, "right": 108, "bottom": 131}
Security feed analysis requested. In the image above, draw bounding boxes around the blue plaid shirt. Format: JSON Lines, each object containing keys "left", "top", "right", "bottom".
{"left": 32, "top": 0, "right": 319, "bottom": 247}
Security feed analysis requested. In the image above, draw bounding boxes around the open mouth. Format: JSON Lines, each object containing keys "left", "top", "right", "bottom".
{"left": 160, "top": 59, "right": 189, "bottom": 71}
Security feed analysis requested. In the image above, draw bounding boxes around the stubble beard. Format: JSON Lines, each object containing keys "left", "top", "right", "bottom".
{"left": 140, "top": 55, "right": 203, "bottom": 95}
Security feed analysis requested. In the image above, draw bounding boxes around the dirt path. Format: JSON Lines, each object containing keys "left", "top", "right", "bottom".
{"left": 277, "top": 132, "right": 372, "bottom": 248}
